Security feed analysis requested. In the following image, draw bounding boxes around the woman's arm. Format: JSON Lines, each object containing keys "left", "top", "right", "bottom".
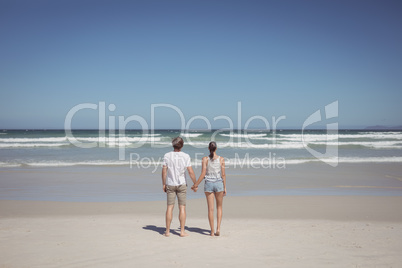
{"left": 220, "top": 157, "right": 226, "bottom": 196}
{"left": 193, "top": 157, "right": 208, "bottom": 188}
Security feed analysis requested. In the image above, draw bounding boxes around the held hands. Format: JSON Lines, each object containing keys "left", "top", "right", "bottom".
{"left": 191, "top": 185, "right": 198, "bottom": 192}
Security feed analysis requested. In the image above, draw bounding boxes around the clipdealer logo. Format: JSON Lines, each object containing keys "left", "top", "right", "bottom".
{"left": 64, "top": 101, "right": 339, "bottom": 167}
{"left": 302, "top": 101, "right": 339, "bottom": 167}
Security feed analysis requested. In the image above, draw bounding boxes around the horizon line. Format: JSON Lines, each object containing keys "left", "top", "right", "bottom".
{"left": 2, "top": 127, "right": 402, "bottom": 131}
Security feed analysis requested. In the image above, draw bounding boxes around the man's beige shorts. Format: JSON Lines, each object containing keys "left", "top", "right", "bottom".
{"left": 166, "top": 184, "right": 187, "bottom": 206}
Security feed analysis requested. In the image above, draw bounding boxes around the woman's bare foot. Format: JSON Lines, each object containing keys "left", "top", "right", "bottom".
{"left": 210, "top": 232, "right": 215, "bottom": 236}
{"left": 215, "top": 231, "right": 220, "bottom": 236}
{"left": 163, "top": 232, "right": 170, "bottom": 237}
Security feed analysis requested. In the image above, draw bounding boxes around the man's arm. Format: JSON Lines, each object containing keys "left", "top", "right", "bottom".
{"left": 187, "top": 166, "right": 197, "bottom": 184}
{"left": 162, "top": 166, "right": 168, "bottom": 192}
{"left": 193, "top": 157, "right": 207, "bottom": 188}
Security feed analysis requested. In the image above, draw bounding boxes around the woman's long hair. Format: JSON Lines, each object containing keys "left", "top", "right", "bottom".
{"left": 209, "top": 141, "right": 217, "bottom": 160}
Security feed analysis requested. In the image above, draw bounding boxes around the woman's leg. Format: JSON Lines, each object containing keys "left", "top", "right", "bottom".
{"left": 215, "top": 191, "right": 224, "bottom": 235}
{"left": 205, "top": 192, "right": 215, "bottom": 236}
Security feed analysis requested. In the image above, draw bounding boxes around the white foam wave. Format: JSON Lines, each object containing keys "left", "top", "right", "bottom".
{"left": 180, "top": 133, "right": 204, "bottom": 138}
{"left": 310, "top": 141, "right": 402, "bottom": 149}
{"left": 278, "top": 132, "right": 402, "bottom": 141}
{"left": 2, "top": 138, "right": 400, "bottom": 150}
{"left": 26, "top": 161, "right": 131, "bottom": 167}
{"left": 276, "top": 134, "right": 338, "bottom": 142}
{"left": 0, "top": 137, "right": 67, "bottom": 142}
{"left": 233, "top": 142, "right": 305, "bottom": 149}
{"left": 0, "top": 135, "right": 163, "bottom": 143}
{"left": 109, "top": 137, "right": 162, "bottom": 143}
{"left": 126, "top": 133, "right": 161, "bottom": 137}
{"left": 0, "top": 143, "right": 70, "bottom": 148}
{"left": 181, "top": 140, "right": 402, "bottom": 150}
{"left": 276, "top": 157, "right": 402, "bottom": 165}
{"left": 66, "top": 136, "right": 163, "bottom": 147}
{"left": 341, "top": 133, "right": 402, "bottom": 139}
{"left": 0, "top": 162, "right": 21, "bottom": 168}
{"left": 69, "top": 136, "right": 162, "bottom": 142}
{"left": 1, "top": 156, "right": 401, "bottom": 168}
{"left": 170, "top": 141, "right": 306, "bottom": 149}
{"left": 220, "top": 133, "right": 267, "bottom": 138}
{"left": 222, "top": 156, "right": 402, "bottom": 166}
{"left": 337, "top": 157, "right": 402, "bottom": 163}
{"left": 144, "top": 133, "right": 161, "bottom": 137}
{"left": 0, "top": 137, "right": 165, "bottom": 148}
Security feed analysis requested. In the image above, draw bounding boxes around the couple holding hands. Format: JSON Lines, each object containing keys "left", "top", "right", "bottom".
{"left": 162, "top": 137, "right": 226, "bottom": 237}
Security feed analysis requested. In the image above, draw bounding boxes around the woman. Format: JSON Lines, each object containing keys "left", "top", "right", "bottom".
{"left": 192, "top": 141, "right": 226, "bottom": 236}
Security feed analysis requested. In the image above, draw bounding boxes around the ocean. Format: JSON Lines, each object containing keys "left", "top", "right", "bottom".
{"left": 0, "top": 129, "right": 401, "bottom": 169}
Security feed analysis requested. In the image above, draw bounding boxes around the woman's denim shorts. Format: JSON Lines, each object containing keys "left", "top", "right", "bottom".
{"left": 204, "top": 180, "right": 224, "bottom": 193}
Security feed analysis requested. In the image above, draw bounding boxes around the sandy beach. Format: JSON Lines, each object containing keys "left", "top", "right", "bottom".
{"left": 1, "top": 163, "right": 402, "bottom": 267}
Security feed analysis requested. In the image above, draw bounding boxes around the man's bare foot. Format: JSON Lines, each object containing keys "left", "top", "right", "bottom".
{"left": 180, "top": 232, "right": 189, "bottom": 237}
{"left": 215, "top": 231, "right": 220, "bottom": 236}
{"left": 163, "top": 232, "right": 170, "bottom": 237}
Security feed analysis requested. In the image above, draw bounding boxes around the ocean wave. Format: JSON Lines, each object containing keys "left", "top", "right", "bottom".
{"left": 277, "top": 132, "right": 402, "bottom": 141}
{"left": 274, "top": 157, "right": 402, "bottom": 165}
{"left": 341, "top": 133, "right": 402, "bottom": 139}
{"left": 0, "top": 161, "right": 132, "bottom": 167}
{"left": 24, "top": 161, "right": 131, "bottom": 167}
{"left": 2, "top": 156, "right": 401, "bottom": 168}
{"left": 0, "top": 143, "right": 70, "bottom": 148}
{"left": 0, "top": 135, "right": 163, "bottom": 143}
{"left": 0, "top": 162, "right": 22, "bottom": 168}
{"left": 0, "top": 136, "right": 165, "bottom": 148}
{"left": 128, "top": 133, "right": 162, "bottom": 137}
{"left": 309, "top": 141, "right": 402, "bottom": 149}
{"left": 222, "top": 156, "right": 402, "bottom": 166}
{"left": 71, "top": 137, "right": 163, "bottom": 143}
{"left": 151, "top": 140, "right": 306, "bottom": 149}
{"left": 108, "top": 133, "right": 161, "bottom": 137}
{"left": 2, "top": 138, "right": 400, "bottom": 150}
{"left": 276, "top": 134, "right": 338, "bottom": 142}
{"left": 180, "top": 133, "right": 204, "bottom": 138}
{"left": 0, "top": 137, "right": 68, "bottom": 142}
{"left": 220, "top": 133, "right": 267, "bottom": 138}
{"left": 138, "top": 133, "right": 161, "bottom": 137}
{"left": 337, "top": 157, "right": 402, "bottom": 163}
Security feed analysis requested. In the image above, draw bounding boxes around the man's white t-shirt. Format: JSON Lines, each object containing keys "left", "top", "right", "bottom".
{"left": 163, "top": 151, "right": 191, "bottom": 186}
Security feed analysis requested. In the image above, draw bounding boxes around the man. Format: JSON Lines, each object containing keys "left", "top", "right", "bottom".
{"left": 162, "top": 136, "right": 196, "bottom": 237}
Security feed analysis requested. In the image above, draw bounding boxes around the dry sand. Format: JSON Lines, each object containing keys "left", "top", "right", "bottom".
{"left": 1, "top": 196, "right": 402, "bottom": 267}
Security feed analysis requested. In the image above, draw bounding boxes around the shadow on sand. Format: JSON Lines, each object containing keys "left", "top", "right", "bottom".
{"left": 143, "top": 225, "right": 210, "bottom": 236}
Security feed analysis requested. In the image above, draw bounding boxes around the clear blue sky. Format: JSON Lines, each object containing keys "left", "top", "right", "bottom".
{"left": 1, "top": 0, "right": 401, "bottom": 129}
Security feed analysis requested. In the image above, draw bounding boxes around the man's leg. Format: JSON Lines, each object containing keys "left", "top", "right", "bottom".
{"left": 165, "top": 204, "right": 174, "bottom": 236}
{"left": 165, "top": 186, "right": 176, "bottom": 237}
{"left": 177, "top": 184, "right": 188, "bottom": 237}
{"left": 178, "top": 205, "right": 189, "bottom": 237}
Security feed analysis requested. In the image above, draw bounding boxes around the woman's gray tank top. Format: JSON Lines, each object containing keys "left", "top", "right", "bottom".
{"left": 205, "top": 156, "right": 222, "bottom": 182}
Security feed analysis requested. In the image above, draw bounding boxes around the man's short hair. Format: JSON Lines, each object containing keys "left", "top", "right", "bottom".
{"left": 172, "top": 136, "right": 184, "bottom": 150}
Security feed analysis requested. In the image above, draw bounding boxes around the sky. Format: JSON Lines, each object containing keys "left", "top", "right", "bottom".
{"left": 0, "top": 0, "right": 401, "bottom": 129}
